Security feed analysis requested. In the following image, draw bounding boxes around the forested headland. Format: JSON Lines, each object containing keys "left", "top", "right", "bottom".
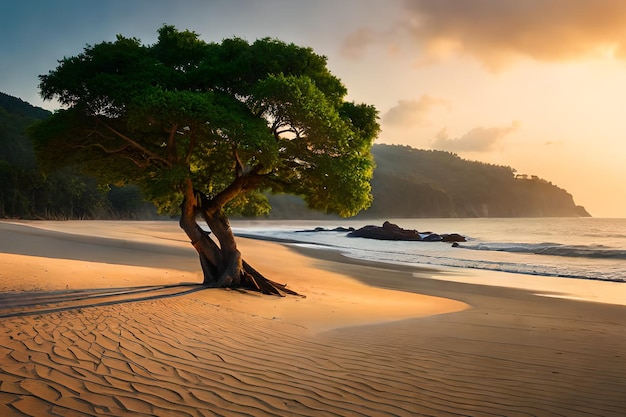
{"left": 366, "top": 144, "right": 589, "bottom": 218}
{"left": 1, "top": 92, "right": 589, "bottom": 220}
{"left": 267, "top": 145, "right": 590, "bottom": 219}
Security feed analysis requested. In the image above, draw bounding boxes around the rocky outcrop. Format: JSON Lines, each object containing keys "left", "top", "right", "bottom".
{"left": 441, "top": 233, "right": 466, "bottom": 242}
{"left": 346, "top": 221, "right": 466, "bottom": 242}
{"left": 347, "top": 221, "right": 422, "bottom": 241}
{"left": 296, "top": 226, "right": 355, "bottom": 233}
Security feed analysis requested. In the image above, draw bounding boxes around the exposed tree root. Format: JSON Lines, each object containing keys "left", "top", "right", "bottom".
{"left": 180, "top": 189, "right": 303, "bottom": 297}
{"left": 241, "top": 260, "right": 303, "bottom": 297}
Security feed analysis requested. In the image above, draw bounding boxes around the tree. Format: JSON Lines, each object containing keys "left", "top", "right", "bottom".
{"left": 29, "top": 25, "right": 379, "bottom": 295}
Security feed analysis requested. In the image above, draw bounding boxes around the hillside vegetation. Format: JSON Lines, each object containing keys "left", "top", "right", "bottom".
{"left": 266, "top": 144, "right": 590, "bottom": 219}
{"left": 1, "top": 92, "right": 589, "bottom": 219}
{"left": 0, "top": 92, "right": 159, "bottom": 219}
{"left": 367, "top": 144, "right": 589, "bottom": 217}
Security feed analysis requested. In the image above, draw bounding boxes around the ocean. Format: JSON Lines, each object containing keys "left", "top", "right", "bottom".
{"left": 233, "top": 217, "right": 626, "bottom": 284}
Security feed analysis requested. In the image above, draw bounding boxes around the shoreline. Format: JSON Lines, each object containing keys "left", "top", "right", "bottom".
{"left": 279, "top": 238, "right": 626, "bottom": 326}
{"left": 240, "top": 230, "right": 626, "bottom": 307}
{"left": 0, "top": 220, "right": 469, "bottom": 331}
{"left": 2, "top": 220, "right": 626, "bottom": 415}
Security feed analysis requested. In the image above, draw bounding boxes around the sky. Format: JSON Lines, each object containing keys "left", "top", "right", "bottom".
{"left": 2, "top": 0, "right": 626, "bottom": 218}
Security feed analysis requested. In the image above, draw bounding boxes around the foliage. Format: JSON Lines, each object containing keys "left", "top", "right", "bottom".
{"left": 0, "top": 92, "right": 160, "bottom": 219}
{"left": 30, "top": 26, "right": 379, "bottom": 219}
{"left": 3, "top": 86, "right": 586, "bottom": 221}
{"left": 29, "top": 26, "right": 379, "bottom": 292}
{"left": 266, "top": 144, "right": 590, "bottom": 218}
{"left": 0, "top": 93, "right": 50, "bottom": 119}
{"left": 366, "top": 144, "right": 589, "bottom": 217}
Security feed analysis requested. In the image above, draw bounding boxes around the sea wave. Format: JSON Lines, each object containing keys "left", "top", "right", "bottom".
{"left": 458, "top": 242, "right": 626, "bottom": 260}
{"left": 233, "top": 219, "right": 626, "bottom": 284}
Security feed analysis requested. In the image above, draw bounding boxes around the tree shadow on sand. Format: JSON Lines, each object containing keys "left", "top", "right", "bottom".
{"left": 0, "top": 284, "right": 206, "bottom": 318}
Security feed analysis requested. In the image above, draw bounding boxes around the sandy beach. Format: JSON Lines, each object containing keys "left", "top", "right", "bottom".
{"left": 1, "top": 221, "right": 625, "bottom": 416}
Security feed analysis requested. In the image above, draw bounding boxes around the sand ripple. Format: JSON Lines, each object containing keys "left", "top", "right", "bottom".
{"left": 1, "top": 222, "right": 625, "bottom": 416}
{"left": 1, "top": 292, "right": 625, "bottom": 416}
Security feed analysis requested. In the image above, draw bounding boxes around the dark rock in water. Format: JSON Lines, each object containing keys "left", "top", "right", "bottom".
{"left": 347, "top": 221, "right": 467, "bottom": 243}
{"left": 347, "top": 221, "right": 422, "bottom": 241}
{"left": 297, "top": 221, "right": 467, "bottom": 243}
{"left": 441, "top": 233, "right": 466, "bottom": 242}
{"left": 422, "top": 233, "right": 443, "bottom": 242}
{"left": 297, "top": 226, "right": 355, "bottom": 233}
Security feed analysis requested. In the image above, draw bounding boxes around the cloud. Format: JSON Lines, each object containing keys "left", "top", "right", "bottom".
{"left": 340, "top": 26, "right": 404, "bottom": 59}
{"left": 403, "top": 0, "right": 626, "bottom": 68}
{"left": 382, "top": 96, "right": 449, "bottom": 127}
{"left": 433, "top": 122, "right": 519, "bottom": 152}
{"left": 341, "top": 28, "right": 380, "bottom": 59}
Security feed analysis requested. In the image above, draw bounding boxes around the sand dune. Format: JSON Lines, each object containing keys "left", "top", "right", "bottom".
{"left": 1, "top": 221, "right": 626, "bottom": 416}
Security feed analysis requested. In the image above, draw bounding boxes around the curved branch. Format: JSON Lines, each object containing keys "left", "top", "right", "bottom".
{"left": 94, "top": 117, "right": 172, "bottom": 167}
{"left": 203, "top": 172, "right": 263, "bottom": 216}
{"left": 78, "top": 143, "right": 150, "bottom": 168}
{"left": 185, "top": 131, "right": 196, "bottom": 165}
{"left": 121, "top": 155, "right": 151, "bottom": 169}
{"left": 81, "top": 142, "right": 130, "bottom": 154}
{"left": 167, "top": 124, "right": 178, "bottom": 163}
{"left": 233, "top": 145, "right": 244, "bottom": 178}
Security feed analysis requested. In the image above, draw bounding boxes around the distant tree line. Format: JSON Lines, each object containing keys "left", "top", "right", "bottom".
{"left": 0, "top": 92, "right": 160, "bottom": 219}
{"left": 265, "top": 144, "right": 590, "bottom": 219}
{"left": 1, "top": 92, "right": 590, "bottom": 220}
{"left": 366, "top": 144, "right": 589, "bottom": 217}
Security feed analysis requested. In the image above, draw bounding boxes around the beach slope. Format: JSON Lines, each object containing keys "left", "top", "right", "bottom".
{"left": 1, "top": 221, "right": 625, "bottom": 416}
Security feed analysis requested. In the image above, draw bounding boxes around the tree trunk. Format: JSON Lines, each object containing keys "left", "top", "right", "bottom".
{"left": 178, "top": 179, "right": 300, "bottom": 296}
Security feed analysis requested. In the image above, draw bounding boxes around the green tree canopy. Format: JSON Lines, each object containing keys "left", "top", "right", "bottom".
{"left": 30, "top": 25, "right": 379, "bottom": 294}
